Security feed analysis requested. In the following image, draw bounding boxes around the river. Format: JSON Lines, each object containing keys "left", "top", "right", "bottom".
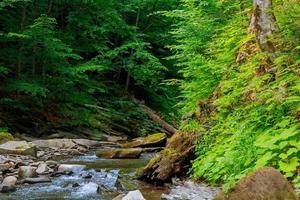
{"left": 0, "top": 152, "right": 167, "bottom": 200}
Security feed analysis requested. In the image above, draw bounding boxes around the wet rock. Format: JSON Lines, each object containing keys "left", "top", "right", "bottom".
{"left": 96, "top": 148, "right": 142, "bottom": 159}
{"left": 82, "top": 173, "right": 92, "bottom": 179}
{"left": 36, "top": 163, "right": 48, "bottom": 174}
{"left": 18, "top": 166, "right": 37, "bottom": 178}
{"left": 45, "top": 160, "right": 58, "bottom": 168}
{"left": 57, "top": 164, "right": 86, "bottom": 173}
{"left": 0, "top": 141, "right": 37, "bottom": 157}
{"left": 122, "top": 190, "right": 145, "bottom": 200}
{"left": 21, "top": 176, "right": 51, "bottom": 184}
{"left": 138, "top": 131, "right": 197, "bottom": 184}
{"left": 0, "top": 163, "right": 10, "bottom": 172}
{"left": 2, "top": 176, "right": 17, "bottom": 186}
{"left": 214, "top": 167, "right": 299, "bottom": 200}
{"left": 161, "top": 181, "right": 220, "bottom": 200}
{"left": 72, "top": 139, "right": 101, "bottom": 148}
{"left": 32, "top": 139, "right": 76, "bottom": 149}
{"left": 72, "top": 183, "right": 80, "bottom": 188}
{"left": 122, "top": 133, "right": 167, "bottom": 148}
{"left": 37, "top": 151, "right": 45, "bottom": 158}
{"left": 15, "top": 161, "right": 27, "bottom": 168}
{"left": 0, "top": 184, "right": 16, "bottom": 193}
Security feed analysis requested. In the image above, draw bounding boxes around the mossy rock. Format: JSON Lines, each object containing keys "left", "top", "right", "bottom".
{"left": 0, "top": 141, "right": 37, "bottom": 157}
{"left": 122, "top": 133, "right": 167, "bottom": 148}
{"left": 0, "top": 132, "right": 14, "bottom": 144}
{"left": 138, "top": 131, "right": 198, "bottom": 184}
{"left": 214, "top": 167, "right": 299, "bottom": 200}
{"left": 96, "top": 148, "right": 142, "bottom": 159}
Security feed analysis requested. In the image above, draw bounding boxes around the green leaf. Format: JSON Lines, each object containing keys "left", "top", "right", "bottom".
{"left": 279, "top": 157, "right": 299, "bottom": 173}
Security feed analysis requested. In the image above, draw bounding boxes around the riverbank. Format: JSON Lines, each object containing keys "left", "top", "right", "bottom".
{"left": 0, "top": 133, "right": 222, "bottom": 200}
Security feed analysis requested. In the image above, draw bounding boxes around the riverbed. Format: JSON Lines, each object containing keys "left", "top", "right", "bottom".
{"left": 0, "top": 152, "right": 167, "bottom": 200}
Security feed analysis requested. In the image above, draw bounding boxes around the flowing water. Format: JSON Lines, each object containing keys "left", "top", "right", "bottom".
{"left": 0, "top": 152, "right": 167, "bottom": 200}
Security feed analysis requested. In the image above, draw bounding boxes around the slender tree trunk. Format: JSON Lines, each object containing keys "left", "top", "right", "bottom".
{"left": 125, "top": 71, "right": 130, "bottom": 91}
{"left": 248, "top": 0, "right": 278, "bottom": 52}
{"left": 32, "top": 45, "right": 36, "bottom": 75}
{"left": 16, "top": 5, "right": 26, "bottom": 78}
{"left": 125, "top": 7, "right": 141, "bottom": 91}
{"left": 47, "top": 0, "right": 53, "bottom": 14}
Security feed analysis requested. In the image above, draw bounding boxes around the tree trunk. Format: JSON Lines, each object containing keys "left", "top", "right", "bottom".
{"left": 132, "top": 98, "right": 177, "bottom": 136}
{"left": 125, "top": 71, "right": 130, "bottom": 91}
{"left": 248, "top": 0, "right": 278, "bottom": 52}
{"left": 16, "top": 5, "right": 26, "bottom": 78}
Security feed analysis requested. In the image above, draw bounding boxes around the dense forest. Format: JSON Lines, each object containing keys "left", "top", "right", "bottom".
{"left": 0, "top": 0, "right": 299, "bottom": 199}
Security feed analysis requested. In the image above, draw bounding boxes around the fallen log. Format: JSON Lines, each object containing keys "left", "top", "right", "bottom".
{"left": 132, "top": 98, "right": 177, "bottom": 136}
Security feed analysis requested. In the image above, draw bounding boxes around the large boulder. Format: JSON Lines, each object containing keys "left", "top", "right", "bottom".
{"left": 138, "top": 131, "right": 197, "bottom": 184}
{"left": 18, "top": 166, "right": 37, "bottom": 179}
{"left": 0, "top": 141, "right": 37, "bottom": 157}
{"left": 96, "top": 148, "right": 142, "bottom": 159}
{"left": 72, "top": 139, "right": 101, "bottom": 148}
{"left": 2, "top": 176, "right": 17, "bottom": 186}
{"left": 121, "top": 133, "right": 167, "bottom": 148}
{"left": 32, "top": 139, "right": 76, "bottom": 149}
{"left": 214, "top": 167, "right": 299, "bottom": 200}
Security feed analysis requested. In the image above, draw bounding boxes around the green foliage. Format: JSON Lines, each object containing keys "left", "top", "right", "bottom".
{"left": 0, "top": 0, "right": 179, "bottom": 135}
{"left": 158, "top": 0, "right": 300, "bottom": 191}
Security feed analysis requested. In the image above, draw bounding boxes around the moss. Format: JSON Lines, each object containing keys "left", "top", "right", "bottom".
{"left": 144, "top": 133, "right": 166, "bottom": 142}
{"left": 0, "top": 132, "right": 14, "bottom": 144}
{"left": 122, "top": 132, "right": 167, "bottom": 148}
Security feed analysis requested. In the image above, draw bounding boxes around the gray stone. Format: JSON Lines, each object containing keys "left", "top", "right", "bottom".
{"left": 0, "top": 141, "right": 37, "bottom": 157}
{"left": 72, "top": 139, "right": 101, "bottom": 147}
{"left": 36, "top": 163, "right": 48, "bottom": 174}
{"left": 0, "top": 163, "right": 10, "bottom": 172}
{"left": 2, "top": 176, "right": 17, "bottom": 186}
{"left": 18, "top": 166, "right": 37, "bottom": 178}
{"left": 32, "top": 139, "right": 76, "bottom": 149}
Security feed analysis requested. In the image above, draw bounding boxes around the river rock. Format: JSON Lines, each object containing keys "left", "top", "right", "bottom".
{"left": 214, "top": 167, "right": 299, "bottom": 200}
{"left": 21, "top": 176, "right": 51, "bottom": 184}
{"left": 122, "top": 133, "right": 167, "bottom": 148}
{"left": 72, "top": 139, "right": 100, "bottom": 147}
{"left": 122, "top": 190, "right": 145, "bottom": 200}
{"left": 161, "top": 181, "right": 220, "bottom": 200}
{"left": 36, "top": 163, "right": 48, "bottom": 174}
{"left": 96, "top": 148, "right": 142, "bottom": 159}
{"left": 0, "top": 184, "right": 16, "bottom": 193}
{"left": 2, "top": 176, "right": 17, "bottom": 186}
{"left": 0, "top": 163, "right": 10, "bottom": 172}
{"left": 0, "top": 141, "right": 37, "bottom": 157}
{"left": 18, "top": 166, "right": 37, "bottom": 178}
{"left": 32, "top": 139, "right": 76, "bottom": 149}
{"left": 57, "top": 164, "right": 86, "bottom": 173}
{"left": 45, "top": 160, "right": 58, "bottom": 168}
